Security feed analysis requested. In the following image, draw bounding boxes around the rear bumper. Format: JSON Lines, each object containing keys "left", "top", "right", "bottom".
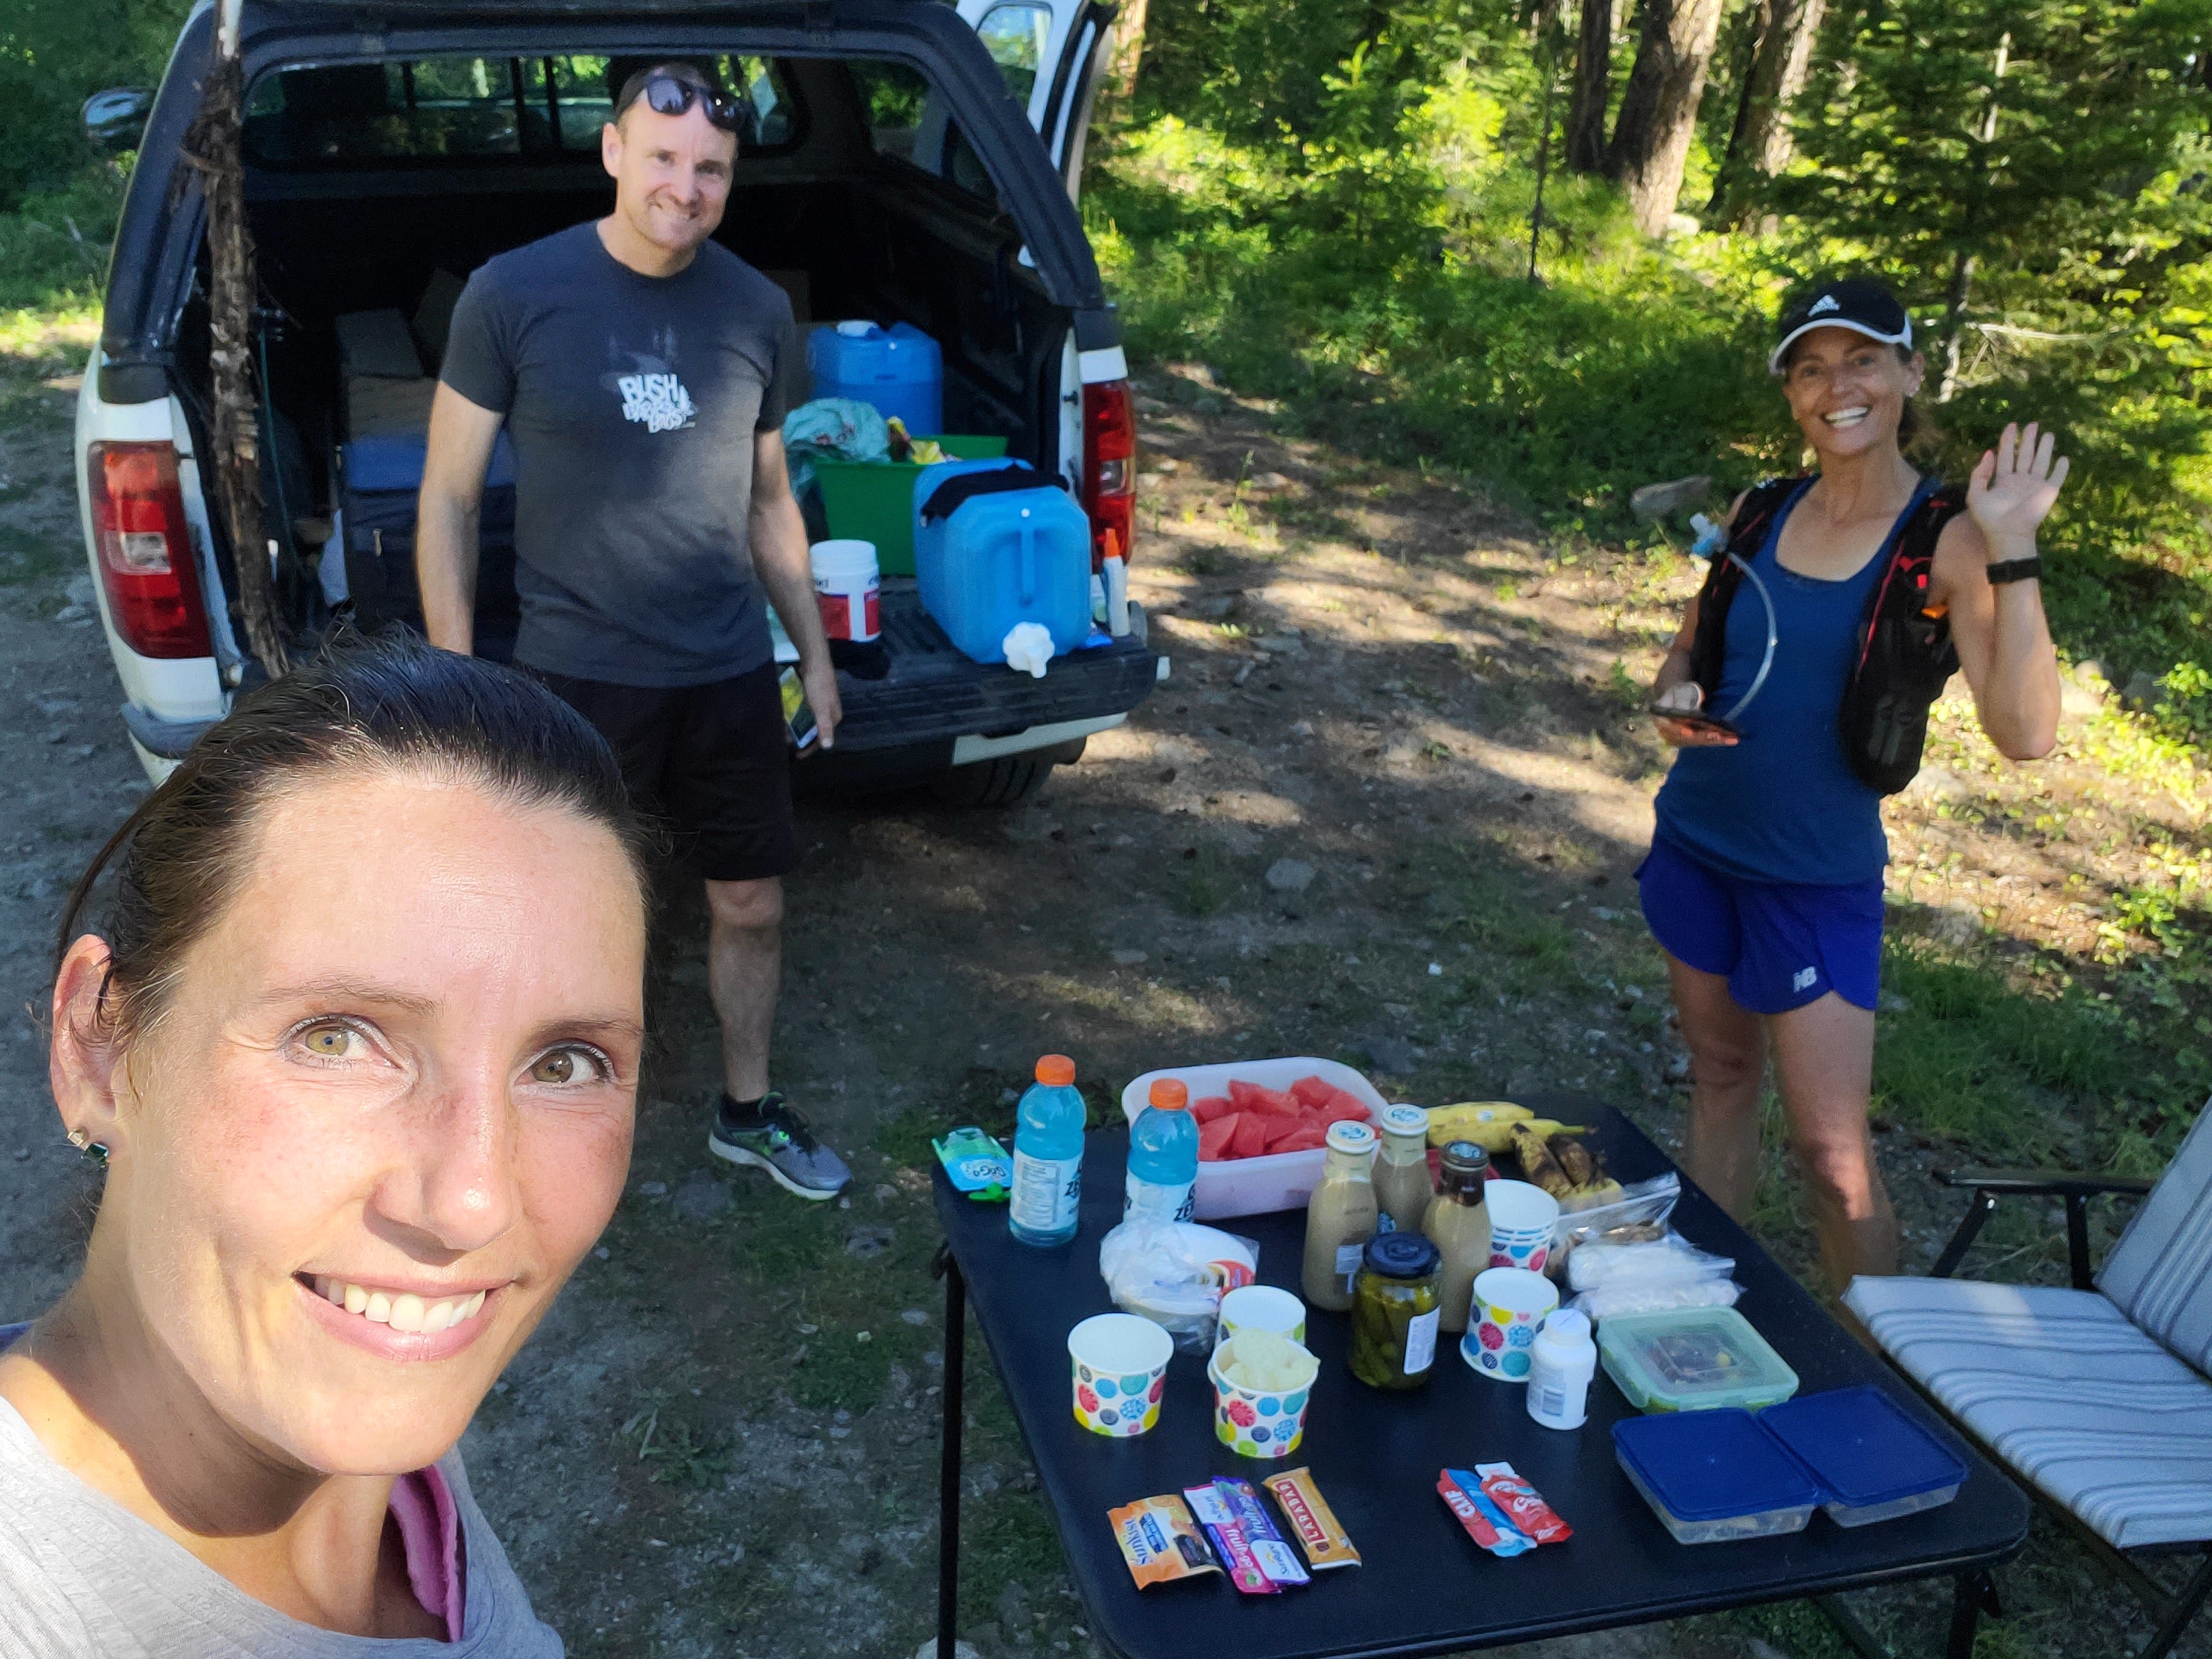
{"left": 115, "top": 592, "right": 1161, "bottom": 765}
{"left": 833, "top": 588, "right": 1158, "bottom": 753}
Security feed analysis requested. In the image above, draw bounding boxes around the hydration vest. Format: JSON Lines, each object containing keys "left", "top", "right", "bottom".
{"left": 1687, "top": 476, "right": 1967, "bottom": 796}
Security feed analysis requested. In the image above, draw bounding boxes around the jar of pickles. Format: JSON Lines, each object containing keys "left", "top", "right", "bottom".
{"left": 1349, "top": 1231, "right": 1443, "bottom": 1390}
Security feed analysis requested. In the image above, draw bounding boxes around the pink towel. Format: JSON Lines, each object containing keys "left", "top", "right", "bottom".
{"left": 388, "top": 1464, "right": 464, "bottom": 1642}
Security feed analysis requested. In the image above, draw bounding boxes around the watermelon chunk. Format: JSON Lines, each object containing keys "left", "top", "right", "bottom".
{"left": 1274, "top": 1124, "right": 1328, "bottom": 1153}
{"left": 1226, "top": 1079, "right": 1271, "bottom": 1114}
{"left": 1288, "top": 1075, "right": 1337, "bottom": 1109}
{"left": 1225, "top": 1113, "right": 1271, "bottom": 1159}
{"left": 1261, "top": 1114, "right": 1312, "bottom": 1151}
{"left": 1198, "top": 1116, "right": 1237, "bottom": 1162}
{"left": 1190, "top": 1095, "right": 1234, "bottom": 1125}
{"left": 1319, "top": 1091, "right": 1373, "bottom": 1125}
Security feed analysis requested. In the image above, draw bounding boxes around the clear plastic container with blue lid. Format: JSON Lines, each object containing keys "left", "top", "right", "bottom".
{"left": 1613, "top": 1409, "right": 1823, "bottom": 1544}
{"left": 1597, "top": 1306, "right": 1800, "bottom": 1413}
{"left": 1759, "top": 1385, "right": 1968, "bottom": 1527}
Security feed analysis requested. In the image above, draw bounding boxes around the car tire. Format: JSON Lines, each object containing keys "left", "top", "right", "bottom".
{"left": 928, "top": 754, "right": 1056, "bottom": 808}
{"left": 927, "top": 737, "right": 1087, "bottom": 809}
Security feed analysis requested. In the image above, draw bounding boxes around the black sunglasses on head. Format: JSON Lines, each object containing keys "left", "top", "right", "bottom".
{"left": 620, "top": 71, "right": 746, "bottom": 134}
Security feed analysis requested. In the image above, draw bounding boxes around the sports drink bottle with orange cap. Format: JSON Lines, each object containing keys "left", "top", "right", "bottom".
{"left": 1009, "top": 1053, "right": 1086, "bottom": 1246}
{"left": 1124, "top": 1077, "right": 1198, "bottom": 1225}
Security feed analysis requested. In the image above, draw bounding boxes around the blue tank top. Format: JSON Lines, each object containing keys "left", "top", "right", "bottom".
{"left": 1654, "top": 479, "right": 1932, "bottom": 885}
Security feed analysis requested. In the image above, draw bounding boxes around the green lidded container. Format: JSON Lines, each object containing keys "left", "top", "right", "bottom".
{"left": 1597, "top": 1306, "right": 1800, "bottom": 1413}
{"left": 811, "top": 435, "right": 1010, "bottom": 576}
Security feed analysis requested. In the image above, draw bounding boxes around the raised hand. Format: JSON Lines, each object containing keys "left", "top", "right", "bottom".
{"left": 1967, "top": 421, "right": 2070, "bottom": 553}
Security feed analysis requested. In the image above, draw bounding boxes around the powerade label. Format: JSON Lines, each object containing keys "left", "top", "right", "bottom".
{"left": 1123, "top": 1171, "right": 1195, "bottom": 1225}
{"left": 1010, "top": 1150, "right": 1081, "bottom": 1233}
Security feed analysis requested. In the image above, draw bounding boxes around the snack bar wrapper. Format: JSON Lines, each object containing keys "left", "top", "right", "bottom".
{"left": 1184, "top": 1479, "right": 1308, "bottom": 1593}
{"left": 1108, "top": 1494, "right": 1222, "bottom": 1589}
{"left": 1262, "top": 1467, "right": 1361, "bottom": 1570}
{"left": 1437, "top": 1470, "right": 1535, "bottom": 1558}
{"left": 1473, "top": 1461, "right": 1573, "bottom": 1545}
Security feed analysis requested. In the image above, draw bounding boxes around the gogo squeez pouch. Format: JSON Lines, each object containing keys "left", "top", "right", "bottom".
{"left": 933, "top": 1126, "right": 1013, "bottom": 1202}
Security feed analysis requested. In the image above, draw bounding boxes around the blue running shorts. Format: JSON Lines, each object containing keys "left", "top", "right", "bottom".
{"left": 1635, "top": 836, "right": 1884, "bottom": 1015}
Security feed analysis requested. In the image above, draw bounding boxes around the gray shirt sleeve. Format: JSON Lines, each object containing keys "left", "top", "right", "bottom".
{"left": 758, "top": 304, "right": 806, "bottom": 431}
{"left": 439, "top": 268, "right": 516, "bottom": 416}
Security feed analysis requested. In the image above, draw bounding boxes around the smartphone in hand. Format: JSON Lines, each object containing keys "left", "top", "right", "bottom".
{"left": 778, "top": 666, "right": 819, "bottom": 751}
{"left": 1649, "top": 703, "right": 1740, "bottom": 740}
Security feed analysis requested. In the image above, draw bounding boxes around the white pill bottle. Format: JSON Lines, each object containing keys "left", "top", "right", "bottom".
{"left": 1525, "top": 1308, "right": 1597, "bottom": 1430}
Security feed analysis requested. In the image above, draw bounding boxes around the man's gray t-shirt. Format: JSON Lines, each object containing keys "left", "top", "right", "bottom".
{"left": 440, "top": 222, "right": 806, "bottom": 687}
{"left": 0, "top": 1397, "right": 562, "bottom": 1657}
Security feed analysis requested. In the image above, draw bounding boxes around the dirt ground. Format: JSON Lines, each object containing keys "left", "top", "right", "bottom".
{"left": 1, "top": 323, "right": 2205, "bottom": 1659}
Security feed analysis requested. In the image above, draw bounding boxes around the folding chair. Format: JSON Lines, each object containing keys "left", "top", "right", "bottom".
{"left": 1842, "top": 1098, "right": 2212, "bottom": 1659}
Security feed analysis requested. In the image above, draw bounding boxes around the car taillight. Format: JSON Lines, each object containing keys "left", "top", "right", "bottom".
{"left": 86, "top": 440, "right": 210, "bottom": 659}
{"left": 1082, "top": 377, "right": 1136, "bottom": 571}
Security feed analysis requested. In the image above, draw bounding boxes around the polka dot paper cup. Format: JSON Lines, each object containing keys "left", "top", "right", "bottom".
{"left": 1461, "top": 1265, "right": 1558, "bottom": 1382}
{"left": 1068, "top": 1313, "right": 1173, "bottom": 1437}
{"left": 1485, "top": 1178, "right": 1561, "bottom": 1275}
{"left": 1207, "top": 1334, "right": 1319, "bottom": 1459}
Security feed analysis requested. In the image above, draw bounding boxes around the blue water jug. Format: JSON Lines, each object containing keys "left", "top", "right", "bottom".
{"left": 912, "top": 460, "right": 1092, "bottom": 666}
{"left": 806, "top": 321, "right": 943, "bottom": 434}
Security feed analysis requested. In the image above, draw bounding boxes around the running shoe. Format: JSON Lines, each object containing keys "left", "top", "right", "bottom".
{"left": 708, "top": 1092, "right": 852, "bottom": 1201}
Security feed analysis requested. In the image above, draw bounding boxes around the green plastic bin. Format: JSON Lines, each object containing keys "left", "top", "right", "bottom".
{"left": 810, "top": 435, "right": 1009, "bottom": 576}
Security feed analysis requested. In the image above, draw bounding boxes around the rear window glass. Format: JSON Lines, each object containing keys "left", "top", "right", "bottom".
{"left": 848, "top": 59, "right": 999, "bottom": 207}
{"left": 243, "top": 53, "right": 798, "bottom": 168}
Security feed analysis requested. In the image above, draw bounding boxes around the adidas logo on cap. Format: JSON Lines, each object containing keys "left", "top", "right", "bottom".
{"left": 1808, "top": 295, "right": 1841, "bottom": 315}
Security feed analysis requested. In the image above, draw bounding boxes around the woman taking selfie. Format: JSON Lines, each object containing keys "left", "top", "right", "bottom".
{"left": 1645, "top": 276, "right": 2065, "bottom": 1294}
{"left": 0, "top": 638, "right": 652, "bottom": 1652}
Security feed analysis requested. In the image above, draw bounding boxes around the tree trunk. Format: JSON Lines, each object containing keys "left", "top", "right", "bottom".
{"left": 1708, "top": 0, "right": 1824, "bottom": 224}
{"left": 1108, "top": 0, "right": 1150, "bottom": 100}
{"left": 1706, "top": 0, "right": 1771, "bottom": 215}
{"left": 1605, "top": 0, "right": 1728, "bottom": 234}
{"left": 1938, "top": 34, "right": 2008, "bottom": 402}
{"left": 1565, "top": 0, "right": 1617, "bottom": 173}
{"left": 181, "top": 50, "right": 289, "bottom": 680}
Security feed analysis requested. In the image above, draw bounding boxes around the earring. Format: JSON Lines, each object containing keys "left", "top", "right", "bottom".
{"left": 66, "top": 1129, "right": 87, "bottom": 1150}
{"left": 66, "top": 1129, "right": 108, "bottom": 1169}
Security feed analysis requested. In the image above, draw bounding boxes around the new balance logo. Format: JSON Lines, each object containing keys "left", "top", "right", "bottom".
{"left": 1792, "top": 966, "right": 1818, "bottom": 992}
{"left": 1808, "top": 295, "right": 1841, "bottom": 316}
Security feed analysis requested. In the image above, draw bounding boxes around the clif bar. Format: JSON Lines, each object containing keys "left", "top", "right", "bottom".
{"left": 1438, "top": 1470, "right": 1534, "bottom": 1558}
{"left": 1473, "top": 1461, "right": 1572, "bottom": 1545}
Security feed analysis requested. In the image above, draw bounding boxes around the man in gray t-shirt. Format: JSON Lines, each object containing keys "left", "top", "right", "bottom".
{"left": 418, "top": 59, "right": 851, "bottom": 1201}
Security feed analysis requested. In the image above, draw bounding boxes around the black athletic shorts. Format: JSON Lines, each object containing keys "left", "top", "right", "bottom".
{"left": 535, "top": 662, "right": 799, "bottom": 884}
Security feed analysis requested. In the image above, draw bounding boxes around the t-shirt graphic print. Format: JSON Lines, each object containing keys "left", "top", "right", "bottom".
{"left": 614, "top": 329, "right": 699, "bottom": 434}
{"left": 440, "top": 222, "right": 807, "bottom": 687}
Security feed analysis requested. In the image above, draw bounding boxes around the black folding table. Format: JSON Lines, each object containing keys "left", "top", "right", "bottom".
{"left": 929, "top": 1098, "right": 2030, "bottom": 1659}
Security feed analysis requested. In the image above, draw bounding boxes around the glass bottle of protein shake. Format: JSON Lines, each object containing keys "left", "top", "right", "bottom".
{"left": 1371, "top": 1104, "right": 1435, "bottom": 1233}
{"left": 1422, "top": 1140, "right": 1493, "bottom": 1335}
{"left": 1301, "top": 1121, "right": 1380, "bottom": 1313}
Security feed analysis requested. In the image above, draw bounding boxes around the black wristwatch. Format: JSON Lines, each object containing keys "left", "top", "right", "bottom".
{"left": 1986, "top": 557, "right": 2042, "bottom": 585}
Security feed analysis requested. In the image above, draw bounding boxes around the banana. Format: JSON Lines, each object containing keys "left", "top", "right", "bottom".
{"left": 1428, "top": 1114, "right": 1587, "bottom": 1153}
{"left": 1424, "top": 1102, "right": 1534, "bottom": 1148}
{"left": 1549, "top": 1134, "right": 1597, "bottom": 1188}
{"left": 1511, "top": 1123, "right": 1575, "bottom": 1198}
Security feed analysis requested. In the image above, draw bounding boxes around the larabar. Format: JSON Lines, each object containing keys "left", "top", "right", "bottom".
{"left": 1183, "top": 1482, "right": 1278, "bottom": 1594}
{"left": 1262, "top": 1467, "right": 1361, "bottom": 1570}
{"left": 1213, "top": 1478, "right": 1311, "bottom": 1588}
{"left": 1438, "top": 1470, "right": 1534, "bottom": 1558}
{"left": 1473, "top": 1461, "right": 1573, "bottom": 1546}
{"left": 1108, "top": 1494, "right": 1222, "bottom": 1589}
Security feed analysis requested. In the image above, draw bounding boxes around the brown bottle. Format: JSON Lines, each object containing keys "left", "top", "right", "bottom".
{"left": 1422, "top": 1141, "right": 1493, "bottom": 1335}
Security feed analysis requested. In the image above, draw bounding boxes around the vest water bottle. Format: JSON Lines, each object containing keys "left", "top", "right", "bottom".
{"left": 1009, "top": 1054, "right": 1086, "bottom": 1247}
{"left": 1124, "top": 1078, "right": 1198, "bottom": 1224}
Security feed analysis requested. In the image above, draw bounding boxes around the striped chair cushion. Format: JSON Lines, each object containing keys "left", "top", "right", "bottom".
{"left": 1844, "top": 1275, "right": 2212, "bottom": 1549}
{"left": 2099, "top": 1095, "right": 2212, "bottom": 1373}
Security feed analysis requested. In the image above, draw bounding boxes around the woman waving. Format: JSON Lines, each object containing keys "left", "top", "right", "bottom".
{"left": 1645, "top": 276, "right": 2065, "bottom": 1293}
